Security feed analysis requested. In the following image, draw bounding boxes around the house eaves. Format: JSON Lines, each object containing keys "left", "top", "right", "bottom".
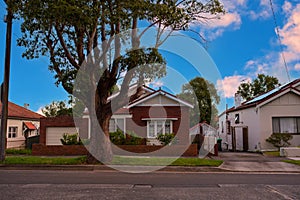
{"left": 127, "top": 89, "right": 194, "bottom": 109}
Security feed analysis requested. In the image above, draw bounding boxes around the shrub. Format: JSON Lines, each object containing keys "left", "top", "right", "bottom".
{"left": 157, "top": 133, "right": 176, "bottom": 145}
{"left": 266, "top": 133, "right": 293, "bottom": 149}
{"left": 5, "top": 148, "right": 32, "bottom": 155}
{"left": 125, "top": 131, "right": 147, "bottom": 145}
{"left": 60, "top": 133, "right": 82, "bottom": 145}
{"left": 109, "top": 129, "right": 126, "bottom": 145}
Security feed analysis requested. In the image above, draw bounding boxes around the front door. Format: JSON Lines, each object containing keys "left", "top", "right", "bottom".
{"left": 242, "top": 127, "right": 249, "bottom": 151}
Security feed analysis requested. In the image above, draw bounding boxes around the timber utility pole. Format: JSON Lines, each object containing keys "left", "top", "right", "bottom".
{"left": 0, "top": 0, "right": 13, "bottom": 162}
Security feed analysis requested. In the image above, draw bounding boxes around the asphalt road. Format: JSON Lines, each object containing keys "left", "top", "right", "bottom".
{"left": 0, "top": 170, "right": 299, "bottom": 199}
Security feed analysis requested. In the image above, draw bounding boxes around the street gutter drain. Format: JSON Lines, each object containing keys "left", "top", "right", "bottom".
{"left": 132, "top": 184, "right": 153, "bottom": 189}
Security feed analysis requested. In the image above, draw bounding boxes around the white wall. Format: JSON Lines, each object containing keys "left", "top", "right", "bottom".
{"left": 259, "top": 92, "right": 300, "bottom": 150}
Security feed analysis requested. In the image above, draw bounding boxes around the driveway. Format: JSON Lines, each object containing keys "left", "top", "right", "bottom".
{"left": 215, "top": 152, "right": 300, "bottom": 172}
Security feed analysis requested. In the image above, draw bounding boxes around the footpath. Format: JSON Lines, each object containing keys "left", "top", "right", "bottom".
{"left": 1, "top": 152, "right": 300, "bottom": 173}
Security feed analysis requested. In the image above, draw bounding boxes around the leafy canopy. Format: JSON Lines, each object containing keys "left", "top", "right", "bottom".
{"left": 237, "top": 74, "right": 281, "bottom": 101}
{"left": 177, "top": 77, "right": 220, "bottom": 127}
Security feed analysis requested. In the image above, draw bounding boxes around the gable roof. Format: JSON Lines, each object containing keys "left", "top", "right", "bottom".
{"left": 0, "top": 101, "right": 43, "bottom": 120}
{"left": 227, "top": 78, "right": 300, "bottom": 113}
{"left": 127, "top": 87, "right": 194, "bottom": 108}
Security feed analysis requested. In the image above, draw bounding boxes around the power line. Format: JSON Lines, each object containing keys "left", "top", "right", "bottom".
{"left": 269, "top": 0, "right": 291, "bottom": 82}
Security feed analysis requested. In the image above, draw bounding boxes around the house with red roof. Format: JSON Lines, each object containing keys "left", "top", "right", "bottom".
{"left": 0, "top": 102, "right": 43, "bottom": 149}
{"left": 43, "top": 84, "right": 193, "bottom": 146}
{"left": 218, "top": 78, "right": 300, "bottom": 151}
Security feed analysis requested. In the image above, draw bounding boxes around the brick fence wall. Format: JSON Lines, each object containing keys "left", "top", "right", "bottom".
{"left": 32, "top": 144, "right": 198, "bottom": 157}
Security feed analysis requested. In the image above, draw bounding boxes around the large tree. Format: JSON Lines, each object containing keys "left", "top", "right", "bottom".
{"left": 177, "top": 77, "right": 220, "bottom": 127}
{"left": 13, "top": 0, "right": 224, "bottom": 163}
{"left": 237, "top": 74, "right": 281, "bottom": 101}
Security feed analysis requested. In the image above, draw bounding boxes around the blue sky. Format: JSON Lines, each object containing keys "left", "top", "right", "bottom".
{"left": 0, "top": 0, "right": 300, "bottom": 114}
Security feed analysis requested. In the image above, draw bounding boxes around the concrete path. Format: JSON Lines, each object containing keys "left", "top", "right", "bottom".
{"left": 215, "top": 152, "right": 300, "bottom": 172}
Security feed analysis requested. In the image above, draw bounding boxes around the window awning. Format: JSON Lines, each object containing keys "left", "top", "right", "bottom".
{"left": 24, "top": 122, "right": 37, "bottom": 130}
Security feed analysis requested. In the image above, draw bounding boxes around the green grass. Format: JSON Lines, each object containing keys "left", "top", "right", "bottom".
{"left": 283, "top": 160, "right": 300, "bottom": 166}
{"left": 263, "top": 151, "right": 280, "bottom": 157}
{"left": 5, "top": 149, "right": 32, "bottom": 155}
{"left": 1, "top": 156, "right": 87, "bottom": 165}
{"left": 0, "top": 156, "right": 222, "bottom": 167}
{"left": 111, "top": 156, "right": 223, "bottom": 167}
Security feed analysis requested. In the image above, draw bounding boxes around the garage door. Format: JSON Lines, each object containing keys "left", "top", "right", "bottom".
{"left": 46, "top": 127, "right": 79, "bottom": 145}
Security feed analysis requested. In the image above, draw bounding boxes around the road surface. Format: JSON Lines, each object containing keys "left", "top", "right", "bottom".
{"left": 0, "top": 170, "right": 299, "bottom": 199}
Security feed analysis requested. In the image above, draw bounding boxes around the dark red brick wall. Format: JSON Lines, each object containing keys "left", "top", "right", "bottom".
{"left": 112, "top": 144, "right": 198, "bottom": 157}
{"left": 32, "top": 144, "right": 88, "bottom": 156}
{"left": 39, "top": 116, "right": 88, "bottom": 145}
{"left": 127, "top": 106, "right": 190, "bottom": 144}
{"left": 32, "top": 144, "right": 198, "bottom": 157}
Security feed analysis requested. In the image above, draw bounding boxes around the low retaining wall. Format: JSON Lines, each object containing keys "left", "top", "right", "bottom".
{"left": 32, "top": 144, "right": 88, "bottom": 156}
{"left": 280, "top": 147, "right": 300, "bottom": 157}
{"left": 32, "top": 144, "right": 198, "bottom": 157}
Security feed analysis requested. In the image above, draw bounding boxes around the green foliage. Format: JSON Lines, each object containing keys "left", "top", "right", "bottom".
{"left": 5, "top": 148, "right": 32, "bottom": 155}
{"left": 112, "top": 156, "right": 223, "bottom": 166}
{"left": 157, "top": 133, "right": 176, "bottom": 145}
{"left": 109, "top": 129, "right": 126, "bottom": 145}
{"left": 109, "top": 130, "right": 146, "bottom": 145}
{"left": 1, "top": 156, "right": 87, "bottom": 165}
{"left": 42, "top": 101, "right": 72, "bottom": 117}
{"left": 60, "top": 133, "right": 82, "bottom": 145}
{"left": 266, "top": 133, "right": 293, "bottom": 149}
{"left": 177, "top": 77, "right": 220, "bottom": 126}
{"left": 237, "top": 74, "right": 281, "bottom": 101}
{"left": 125, "top": 131, "right": 146, "bottom": 145}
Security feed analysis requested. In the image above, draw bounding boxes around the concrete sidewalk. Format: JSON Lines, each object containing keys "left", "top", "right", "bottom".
{"left": 1, "top": 152, "right": 300, "bottom": 173}
{"left": 215, "top": 152, "right": 300, "bottom": 173}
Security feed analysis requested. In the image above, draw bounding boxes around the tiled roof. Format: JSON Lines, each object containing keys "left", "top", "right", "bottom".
{"left": 0, "top": 101, "right": 43, "bottom": 120}
{"left": 24, "top": 122, "right": 37, "bottom": 130}
{"left": 227, "top": 78, "right": 300, "bottom": 113}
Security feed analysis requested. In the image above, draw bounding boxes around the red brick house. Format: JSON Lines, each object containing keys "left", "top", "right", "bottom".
{"left": 42, "top": 85, "right": 193, "bottom": 146}
{"left": 107, "top": 85, "right": 193, "bottom": 145}
{"left": 0, "top": 102, "right": 43, "bottom": 148}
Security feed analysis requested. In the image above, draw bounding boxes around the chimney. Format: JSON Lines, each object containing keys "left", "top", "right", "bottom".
{"left": 24, "top": 103, "right": 29, "bottom": 109}
{"left": 234, "top": 93, "right": 241, "bottom": 107}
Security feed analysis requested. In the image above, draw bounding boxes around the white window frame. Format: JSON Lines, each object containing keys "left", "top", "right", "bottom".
{"left": 109, "top": 118, "right": 126, "bottom": 133}
{"left": 8, "top": 127, "right": 18, "bottom": 138}
{"left": 146, "top": 120, "right": 173, "bottom": 138}
{"left": 272, "top": 117, "right": 300, "bottom": 134}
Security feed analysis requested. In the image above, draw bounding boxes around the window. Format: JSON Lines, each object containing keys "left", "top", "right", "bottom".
{"left": 147, "top": 120, "right": 173, "bottom": 138}
{"left": 272, "top": 117, "right": 300, "bottom": 134}
{"left": 235, "top": 114, "right": 240, "bottom": 124}
{"left": 109, "top": 118, "right": 125, "bottom": 133}
{"left": 8, "top": 127, "right": 18, "bottom": 138}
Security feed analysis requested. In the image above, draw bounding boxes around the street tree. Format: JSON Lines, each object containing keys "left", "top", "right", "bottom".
{"left": 237, "top": 74, "right": 281, "bottom": 101}
{"left": 177, "top": 77, "right": 220, "bottom": 127}
{"left": 14, "top": 0, "right": 225, "bottom": 163}
{"left": 42, "top": 101, "right": 72, "bottom": 117}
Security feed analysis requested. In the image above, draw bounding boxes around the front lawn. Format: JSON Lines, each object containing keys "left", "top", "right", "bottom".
{"left": 263, "top": 151, "right": 280, "bottom": 157}
{"left": 283, "top": 160, "right": 300, "bottom": 166}
{"left": 1, "top": 156, "right": 223, "bottom": 167}
{"left": 111, "top": 156, "right": 222, "bottom": 166}
{"left": 1, "top": 156, "right": 87, "bottom": 165}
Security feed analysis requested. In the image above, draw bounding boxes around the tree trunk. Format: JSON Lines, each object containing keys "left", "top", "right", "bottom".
{"left": 86, "top": 115, "right": 113, "bottom": 164}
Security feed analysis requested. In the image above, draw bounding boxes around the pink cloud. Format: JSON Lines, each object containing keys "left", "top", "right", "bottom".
{"left": 217, "top": 76, "right": 251, "bottom": 98}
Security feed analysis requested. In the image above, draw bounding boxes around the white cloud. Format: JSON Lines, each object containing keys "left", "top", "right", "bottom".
{"left": 205, "top": 12, "right": 241, "bottom": 29}
{"left": 217, "top": 75, "right": 251, "bottom": 98}
{"left": 36, "top": 107, "right": 45, "bottom": 116}
{"left": 248, "top": 0, "right": 273, "bottom": 20}
{"left": 295, "top": 63, "right": 300, "bottom": 70}
{"left": 279, "top": 4, "right": 300, "bottom": 62}
{"left": 199, "top": 12, "right": 242, "bottom": 40}
{"left": 241, "top": 3, "right": 300, "bottom": 83}
{"left": 150, "top": 80, "right": 164, "bottom": 88}
{"left": 282, "top": 1, "right": 293, "bottom": 15}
